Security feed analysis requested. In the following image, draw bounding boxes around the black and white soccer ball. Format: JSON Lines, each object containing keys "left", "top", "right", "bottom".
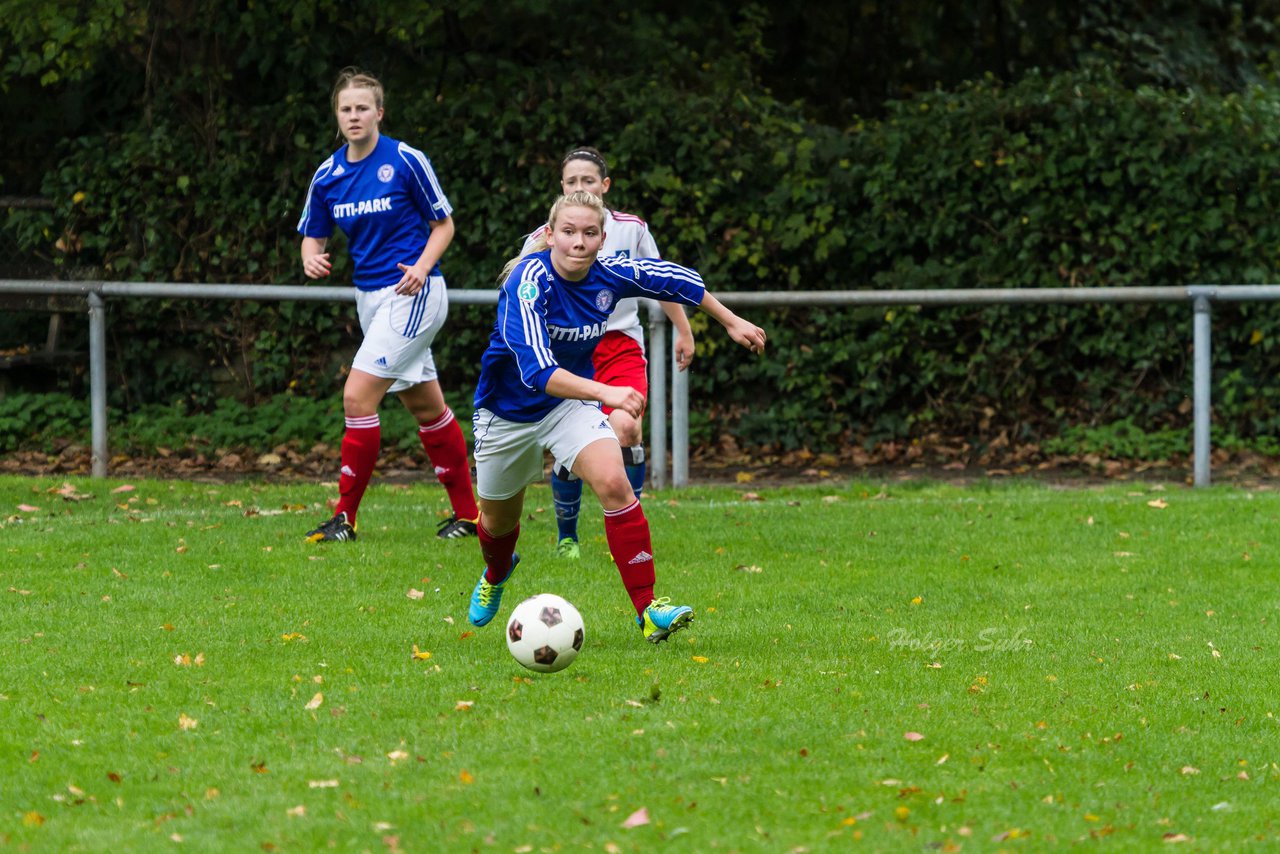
{"left": 505, "top": 593, "right": 585, "bottom": 673}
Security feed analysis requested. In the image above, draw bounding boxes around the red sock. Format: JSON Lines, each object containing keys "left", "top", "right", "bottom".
{"left": 335, "top": 414, "right": 380, "bottom": 524}
{"left": 478, "top": 520, "right": 520, "bottom": 584}
{"left": 604, "top": 500, "right": 655, "bottom": 616}
{"left": 418, "top": 409, "right": 480, "bottom": 521}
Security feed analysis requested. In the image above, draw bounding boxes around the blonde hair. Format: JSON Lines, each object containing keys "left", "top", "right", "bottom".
{"left": 331, "top": 67, "right": 384, "bottom": 113}
{"left": 499, "top": 191, "right": 607, "bottom": 283}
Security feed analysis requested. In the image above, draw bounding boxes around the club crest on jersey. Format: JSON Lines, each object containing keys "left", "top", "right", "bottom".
{"left": 377, "top": 164, "right": 395, "bottom": 183}
{"left": 594, "top": 290, "right": 614, "bottom": 312}
{"left": 517, "top": 281, "right": 539, "bottom": 302}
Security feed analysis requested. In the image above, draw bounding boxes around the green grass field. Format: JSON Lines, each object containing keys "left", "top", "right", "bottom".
{"left": 2, "top": 473, "right": 1278, "bottom": 851}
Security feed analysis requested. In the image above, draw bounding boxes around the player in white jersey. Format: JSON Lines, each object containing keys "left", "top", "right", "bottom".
{"left": 466, "top": 191, "right": 766, "bottom": 643}
{"left": 296, "top": 68, "right": 479, "bottom": 543}
{"left": 519, "top": 147, "right": 696, "bottom": 560}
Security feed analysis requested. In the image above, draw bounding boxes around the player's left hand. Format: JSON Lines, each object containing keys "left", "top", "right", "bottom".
{"left": 394, "top": 262, "right": 427, "bottom": 295}
{"left": 727, "top": 318, "right": 767, "bottom": 354}
{"left": 675, "top": 330, "right": 696, "bottom": 371}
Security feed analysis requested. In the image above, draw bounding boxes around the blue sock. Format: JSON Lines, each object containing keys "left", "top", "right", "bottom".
{"left": 621, "top": 445, "right": 646, "bottom": 499}
{"left": 551, "top": 471, "right": 582, "bottom": 541}
{"left": 624, "top": 460, "right": 646, "bottom": 500}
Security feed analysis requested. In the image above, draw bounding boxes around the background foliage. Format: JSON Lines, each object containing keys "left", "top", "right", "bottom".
{"left": 5, "top": 1, "right": 1280, "bottom": 457}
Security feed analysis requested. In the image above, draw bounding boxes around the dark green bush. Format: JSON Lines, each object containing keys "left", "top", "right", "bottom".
{"left": 11, "top": 50, "right": 1280, "bottom": 456}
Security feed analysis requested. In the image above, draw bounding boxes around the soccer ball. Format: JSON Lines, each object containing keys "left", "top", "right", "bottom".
{"left": 506, "top": 593, "right": 585, "bottom": 673}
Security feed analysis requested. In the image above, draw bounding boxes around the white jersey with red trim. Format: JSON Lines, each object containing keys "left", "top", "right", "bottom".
{"left": 521, "top": 207, "right": 660, "bottom": 348}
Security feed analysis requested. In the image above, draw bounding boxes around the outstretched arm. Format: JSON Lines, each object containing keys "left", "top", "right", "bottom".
{"left": 698, "top": 292, "right": 767, "bottom": 354}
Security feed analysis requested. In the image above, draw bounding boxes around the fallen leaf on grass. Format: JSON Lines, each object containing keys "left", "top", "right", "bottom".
{"left": 1180, "top": 766, "right": 1200, "bottom": 775}
{"left": 735, "top": 564, "right": 763, "bottom": 573}
{"left": 110, "top": 484, "right": 135, "bottom": 494}
{"left": 387, "top": 750, "right": 409, "bottom": 763}
{"left": 411, "top": 645, "right": 432, "bottom": 661}
{"left": 1148, "top": 499, "right": 1168, "bottom": 509}
{"left": 621, "top": 807, "right": 650, "bottom": 828}
{"left": 903, "top": 731, "right": 925, "bottom": 742}
{"left": 740, "top": 492, "right": 762, "bottom": 502}
{"left": 308, "top": 779, "right": 339, "bottom": 788}
{"left": 992, "top": 829, "right": 1028, "bottom": 841}
{"left": 16, "top": 504, "right": 40, "bottom": 512}
{"left": 287, "top": 805, "right": 306, "bottom": 818}
{"left": 459, "top": 769, "right": 474, "bottom": 784}
{"left": 178, "top": 713, "right": 198, "bottom": 731}
{"left": 305, "top": 693, "right": 324, "bottom": 710}
{"left": 52, "top": 482, "right": 93, "bottom": 501}
{"left": 23, "top": 811, "right": 45, "bottom": 827}
{"left": 1163, "top": 833, "right": 1192, "bottom": 843}
{"left": 406, "top": 588, "right": 425, "bottom": 600}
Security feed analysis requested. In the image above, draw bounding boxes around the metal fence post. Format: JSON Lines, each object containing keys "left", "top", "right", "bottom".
{"left": 1192, "top": 293, "right": 1212, "bottom": 487}
{"left": 672, "top": 336, "right": 689, "bottom": 488}
{"left": 647, "top": 301, "right": 668, "bottom": 490}
{"left": 88, "top": 290, "right": 108, "bottom": 478}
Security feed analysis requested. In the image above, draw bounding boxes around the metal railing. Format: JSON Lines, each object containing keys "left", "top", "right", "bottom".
{"left": 3, "top": 279, "right": 1274, "bottom": 487}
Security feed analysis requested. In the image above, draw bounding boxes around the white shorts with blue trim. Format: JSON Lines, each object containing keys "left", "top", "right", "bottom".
{"left": 471, "top": 399, "right": 619, "bottom": 500}
{"left": 352, "top": 276, "right": 447, "bottom": 394}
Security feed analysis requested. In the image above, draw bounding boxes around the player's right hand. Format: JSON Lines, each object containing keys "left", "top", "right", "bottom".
{"left": 600, "top": 385, "right": 644, "bottom": 419}
{"left": 302, "top": 253, "right": 331, "bottom": 279}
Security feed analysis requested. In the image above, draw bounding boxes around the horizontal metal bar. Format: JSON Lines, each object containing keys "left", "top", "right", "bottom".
{"left": 715, "top": 286, "right": 1280, "bottom": 307}
{"left": 0, "top": 280, "right": 499, "bottom": 305}
{"left": 9, "top": 280, "right": 1280, "bottom": 307}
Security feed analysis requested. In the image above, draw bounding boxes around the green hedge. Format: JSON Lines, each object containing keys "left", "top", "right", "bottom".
{"left": 10, "top": 64, "right": 1280, "bottom": 453}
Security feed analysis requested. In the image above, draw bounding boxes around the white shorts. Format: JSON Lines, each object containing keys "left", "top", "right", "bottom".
{"left": 351, "top": 276, "right": 448, "bottom": 394}
{"left": 471, "top": 399, "right": 619, "bottom": 500}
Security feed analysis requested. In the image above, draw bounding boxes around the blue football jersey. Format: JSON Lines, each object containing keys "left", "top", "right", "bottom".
{"left": 474, "top": 250, "right": 706, "bottom": 422}
{"left": 297, "top": 135, "right": 452, "bottom": 291}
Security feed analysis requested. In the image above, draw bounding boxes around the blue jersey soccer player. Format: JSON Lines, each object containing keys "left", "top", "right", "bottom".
{"left": 520, "top": 147, "right": 696, "bottom": 561}
{"left": 467, "top": 190, "right": 767, "bottom": 643}
{"left": 297, "top": 68, "right": 479, "bottom": 543}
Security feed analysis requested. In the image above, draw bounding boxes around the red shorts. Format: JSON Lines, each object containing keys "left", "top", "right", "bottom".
{"left": 593, "top": 331, "right": 648, "bottom": 415}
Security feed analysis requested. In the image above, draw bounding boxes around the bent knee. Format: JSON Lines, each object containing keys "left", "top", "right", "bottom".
{"left": 591, "top": 472, "right": 637, "bottom": 509}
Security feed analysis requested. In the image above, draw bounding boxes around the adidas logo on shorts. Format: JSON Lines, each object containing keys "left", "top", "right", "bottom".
{"left": 375, "top": 356, "right": 388, "bottom": 367}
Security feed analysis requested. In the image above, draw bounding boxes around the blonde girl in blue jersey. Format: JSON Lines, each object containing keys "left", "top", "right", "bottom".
{"left": 524, "top": 147, "right": 697, "bottom": 560}
{"left": 466, "top": 190, "right": 767, "bottom": 643}
{"left": 297, "top": 68, "right": 479, "bottom": 543}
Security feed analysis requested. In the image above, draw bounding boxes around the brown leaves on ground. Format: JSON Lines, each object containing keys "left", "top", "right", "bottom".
{"left": 1, "top": 433, "right": 1254, "bottom": 484}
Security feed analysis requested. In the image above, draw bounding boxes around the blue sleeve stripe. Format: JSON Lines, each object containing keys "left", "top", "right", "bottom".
{"left": 632, "top": 258, "right": 705, "bottom": 289}
{"left": 518, "top": 264, "right": 555, "bottom": 371}
{"left": 297, "top": 156, "right": 335, "bottom": 233}
{"left": 398, "top": 143, "right": 453, "bottom": 218}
